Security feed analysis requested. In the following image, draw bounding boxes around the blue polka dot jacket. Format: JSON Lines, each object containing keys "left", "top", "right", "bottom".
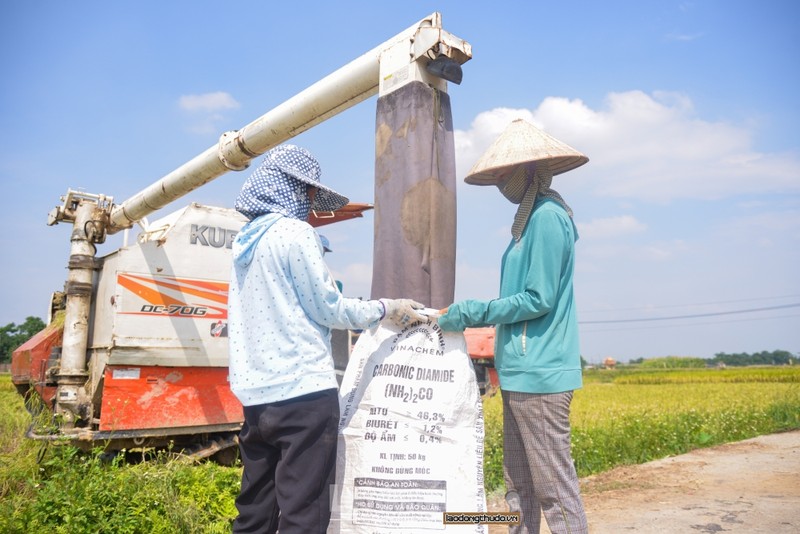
{"left": 228, "top": 213, "right": 383, "bottom": 405}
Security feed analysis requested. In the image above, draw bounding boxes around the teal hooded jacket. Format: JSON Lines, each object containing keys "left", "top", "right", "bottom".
{"left": 438, "top": 198, "right": 582, "bottom": 394}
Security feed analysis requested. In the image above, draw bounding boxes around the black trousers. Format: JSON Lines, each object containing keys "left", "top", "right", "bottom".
{"left": 233, "top": 388, "right": 340, "bottom": 534}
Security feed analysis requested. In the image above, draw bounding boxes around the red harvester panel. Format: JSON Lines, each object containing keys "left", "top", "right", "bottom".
{"left": 99, "top": 365, "right": 243, "bottom": 431}
{"left": 464, "top": 327, "right": 495, "bottom": 358}
{"left": 464, "top": 327, "right": 499, "bottom": 388}
{"left": 11, "top": 323, "right": 63, "bottom": 407}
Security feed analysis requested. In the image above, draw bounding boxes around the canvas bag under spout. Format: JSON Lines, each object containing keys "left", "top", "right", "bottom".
{"left": 329, "top": 318, "right": 487, "bottom": 534}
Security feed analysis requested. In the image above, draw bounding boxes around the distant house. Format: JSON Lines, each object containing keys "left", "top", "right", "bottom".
{"left": 603, "top": 357, "right": 617, "bottom": 369}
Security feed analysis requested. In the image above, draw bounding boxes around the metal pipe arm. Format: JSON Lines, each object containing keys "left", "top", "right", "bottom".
{"left": 108, "top": 12, "right": 469, "bottom": 233}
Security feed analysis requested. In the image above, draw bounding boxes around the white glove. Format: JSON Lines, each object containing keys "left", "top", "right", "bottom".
{"left": 380, "top": 298, "right": 426, "bottom": 327}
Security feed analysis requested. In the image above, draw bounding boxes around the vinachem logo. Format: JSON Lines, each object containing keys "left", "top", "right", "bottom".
{"left": 389, "top": 320, "right": 446, "bottom": 357}
{"left": 117, "top": 273, "right": 228, "bottom": 320}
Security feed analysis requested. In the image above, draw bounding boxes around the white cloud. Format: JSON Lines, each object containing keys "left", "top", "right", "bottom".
{"left": 665, "top": 32, "right": 704, "bottom": 42}
{"left": 637, "top": 239, "right": 689, "bottom": 261}
{"left": 178, "top": 92, "right": 241, "bottom": 135}
{"left": 178, "top": 91, "right": 240, "bottom": 112}
{"left": 577, "top": 237, "right": 689, "bottom": 274}
{"left": 576, "top": 215, "right": 647, "bottom": 239}
{"left": 454, "top": 91, "right": 800, "bottom": 203}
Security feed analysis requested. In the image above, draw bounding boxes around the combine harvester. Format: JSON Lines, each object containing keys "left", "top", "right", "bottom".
{"left": 11, "top": 13, "right": 491, "bottom": 460}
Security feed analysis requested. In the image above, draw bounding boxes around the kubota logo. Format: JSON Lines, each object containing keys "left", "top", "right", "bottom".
{"left": 117, "top": 273, "right": 228, "bottom": 320}
{"left": 190, "top": 225, "right": 238, "bottom": 249}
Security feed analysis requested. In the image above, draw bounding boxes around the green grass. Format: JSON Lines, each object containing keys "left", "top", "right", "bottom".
{"left": 4, "top": 448, "right": 239, "bottom": 534}
{"left": 3, "top": 366, "right": 799, "bottom": 530}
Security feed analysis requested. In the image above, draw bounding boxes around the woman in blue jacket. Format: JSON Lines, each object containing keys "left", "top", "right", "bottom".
{"left": 228, "top": 144, "right": 424, "bottom": 533}
{"left": 438, "top": 120, "right": 589, "bottom": 534}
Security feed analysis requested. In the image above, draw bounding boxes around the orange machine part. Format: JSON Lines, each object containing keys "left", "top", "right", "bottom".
{"left": 100, "top": 365, "right": 243, "bottom": 431}
{"left": 11, "top": 323, "right": 63, "bottom": 407}
{"left": 464, "top": 327, "right": 499, "bottom": 388}
{"left": 309, "top": 203, "right": 373, "bottom": 228}
{"left": 464, "top": 327, "right": 495, "bottom": 358}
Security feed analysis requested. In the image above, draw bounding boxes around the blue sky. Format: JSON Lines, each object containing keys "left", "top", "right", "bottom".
{"left": 1, "top": 1, "right": 798, "bottom": 362}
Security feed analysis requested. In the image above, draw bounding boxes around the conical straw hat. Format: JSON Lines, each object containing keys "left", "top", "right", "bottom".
{"left": 465, "top": 119, "right": 588, "bottom": 185}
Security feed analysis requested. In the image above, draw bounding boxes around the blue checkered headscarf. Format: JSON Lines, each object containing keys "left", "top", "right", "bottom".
{"left": 235, "top": 144, "right": 348, "bottom": 221}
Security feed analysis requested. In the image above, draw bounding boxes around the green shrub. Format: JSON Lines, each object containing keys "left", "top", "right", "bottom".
{"left": 481, "top": 393, "right": 504, "bottom": 493}
{"left": 0, "top": 375, "right": 240, "bottom": 533}
{"left": 0, "top": 444, "right": 240, "bottom": 533}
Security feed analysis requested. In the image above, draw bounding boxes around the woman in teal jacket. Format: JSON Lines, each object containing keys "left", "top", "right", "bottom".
{"left": 438, "top": 119, "right": 589, "bottom": 534}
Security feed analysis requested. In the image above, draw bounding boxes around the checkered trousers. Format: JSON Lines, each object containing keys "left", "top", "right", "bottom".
{"left": 502, "top": 390, "right": 588, "bottom": 534}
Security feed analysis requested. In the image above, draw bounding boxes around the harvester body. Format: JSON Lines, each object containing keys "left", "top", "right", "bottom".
{"left": 13, "top": 203, "right": 375, "bottom": 454}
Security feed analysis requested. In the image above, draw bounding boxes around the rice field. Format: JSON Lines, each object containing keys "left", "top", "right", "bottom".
{"left": 482, "top": 366, "right": 800, "bottom": 490}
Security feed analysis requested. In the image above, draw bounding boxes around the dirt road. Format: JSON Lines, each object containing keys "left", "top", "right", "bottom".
{"left": 488, "top": 430, "right": 800, "bottom": 533}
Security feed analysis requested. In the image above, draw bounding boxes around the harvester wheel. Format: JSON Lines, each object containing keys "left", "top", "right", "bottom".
{"left": 211, "top": 445, "right": 240, "bottom": 467}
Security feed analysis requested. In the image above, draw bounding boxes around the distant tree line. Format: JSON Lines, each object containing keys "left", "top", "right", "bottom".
{"left": 639, "top": 356, "right": 706, "bottom": 369}
{"left": 0, "top": 317, "right": 46, "bottom": 364}
{"left": 710, "top": 350, "right": 796, "bottom": 367}
{"left": 628, "top": 350, "right": 797, "bottom": 368}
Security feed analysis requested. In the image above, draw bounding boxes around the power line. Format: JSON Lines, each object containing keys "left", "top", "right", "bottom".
{"left": 579, "top": 293, "right": 800, "bottom": 314}
{"left": 580, "top": 313, "right": 800, "bottom": 333}
{"left": 579, "top": 303, "right": 800, "bottom": 325}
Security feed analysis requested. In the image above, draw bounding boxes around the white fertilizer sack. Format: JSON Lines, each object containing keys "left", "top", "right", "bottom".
{"left": 329, "top": 319, "right": 487, "bottom": 533}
